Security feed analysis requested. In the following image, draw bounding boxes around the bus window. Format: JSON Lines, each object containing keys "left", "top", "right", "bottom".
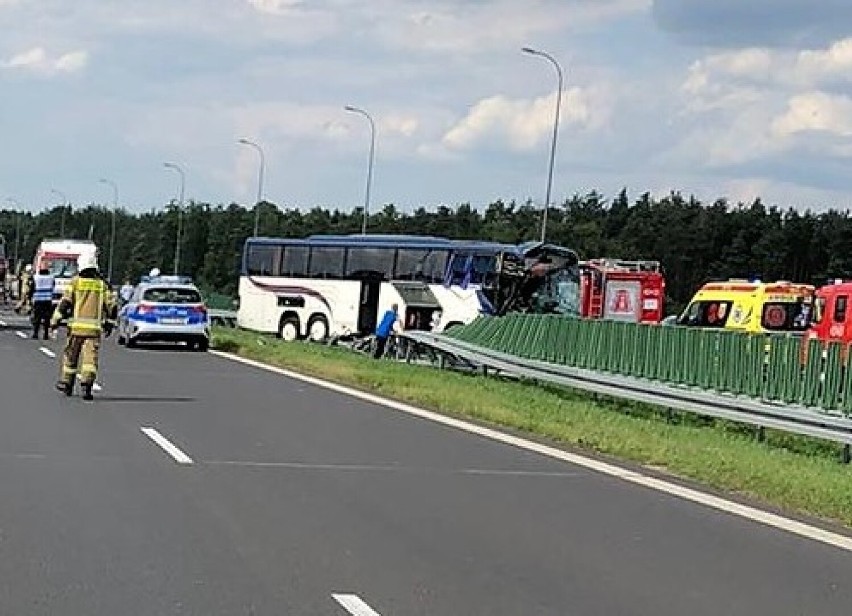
{"left": 246, "top": 245, "right": 280, "bottom": 276}
{"left": 423, "top": 250, "right": 449, "bottom": 283}
{"left": 280, "top": 245, "right": 309, "bottom": 277}
{"left": 394, "top": 249, "right": 430, "bottom": 280}
{"left": 448, "top": 253, "right": 471, "bottom": 285}
{"left": 471, "top": 254, "right": 497, "bottom": 284}
{"left": 834, "top": 296, "right": 848, "bottom": 323}
{"left": 308, "top": 247, "right": 345, "bottom": 279}
{"left": 346, "top": 247, "right": 395, "bottom": 279}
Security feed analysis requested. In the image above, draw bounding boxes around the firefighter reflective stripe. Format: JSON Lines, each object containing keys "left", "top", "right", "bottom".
{"left": 32, "top": 274, "right": 55, "bottom": 302}
{"left": 70, "top": 316, "right": 102, "bottom": 330}
{"left": 76, "top": 279, "right": 105, "bottom": 292}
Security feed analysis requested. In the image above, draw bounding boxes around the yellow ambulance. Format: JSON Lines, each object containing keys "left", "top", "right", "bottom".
{"left": 677, "top": 279, "right": 814, "bottom": 334}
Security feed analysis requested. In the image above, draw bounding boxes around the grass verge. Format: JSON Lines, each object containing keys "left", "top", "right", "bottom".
{"left": 212, "top": 327, "right": 852, "bottom": 529}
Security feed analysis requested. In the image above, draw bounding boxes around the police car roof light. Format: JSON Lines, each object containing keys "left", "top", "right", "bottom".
{"left": 141, "top": 275, "right": 194, "bottom": 285}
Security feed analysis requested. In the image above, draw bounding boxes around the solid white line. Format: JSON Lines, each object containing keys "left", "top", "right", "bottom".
{"left": 38, "top": 346, "right": 56, "bottom": 358}
{"left": 203, "top": 459, "right": 581, "bottom": 477}
{"left": 140, "top": 427, "right": 193, "bottom": 465}
{"left": 211, "top": 350, "right": 852, "bottom": 553}
{"left": 15, "top": 330, "right": 27, "bottom": 339}
{"left": 332, "top": 594, "right": 382, "bottom": 616}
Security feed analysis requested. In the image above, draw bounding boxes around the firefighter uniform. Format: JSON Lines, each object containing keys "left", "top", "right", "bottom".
{"left": 15, "top": 265, "right": 33, "bottom": 314}
{"left": 51, "top": 255, "right": 116, "bottom": 401}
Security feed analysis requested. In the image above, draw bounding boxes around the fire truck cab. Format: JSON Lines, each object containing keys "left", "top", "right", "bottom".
{"left": 579, "top": 258, "right": 665, "bottom": 324}
{"left": 809, "top": 280, "right": 852, "bottom": 344}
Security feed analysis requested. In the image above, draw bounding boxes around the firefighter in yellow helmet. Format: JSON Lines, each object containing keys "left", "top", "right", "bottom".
{"left": 51, "top": 252, "right": 117, "bottom": 401}
{"left": 15, "top": 264, "right": 34, "bottom": 314}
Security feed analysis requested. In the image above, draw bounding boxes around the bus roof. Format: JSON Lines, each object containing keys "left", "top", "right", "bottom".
{"left": 37, "top": 238, "right": 96, "bottom": 245}
{"left": 250, "top": 234, "right": 518, "bottom": 253}
{"left": 246, "top": 235, "right": 577, "bottom": 260}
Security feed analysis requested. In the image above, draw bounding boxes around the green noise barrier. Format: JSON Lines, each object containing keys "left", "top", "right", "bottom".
{"left": 443, "top": 315, "right": 852, "bottom": 417}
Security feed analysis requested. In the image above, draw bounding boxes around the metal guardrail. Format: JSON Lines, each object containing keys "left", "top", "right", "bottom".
{"left": 446, "top": 315, "right": 852, "bottom": 415}
{"left": 209, "top": 309, "right": 237, "bottom": 327}
{"left": 398, "top": 331, "right": 852, "bottom": 457}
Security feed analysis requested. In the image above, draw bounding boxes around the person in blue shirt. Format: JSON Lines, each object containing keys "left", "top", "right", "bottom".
{"left": 373, "top": 303, "right": 399, "bottom": 359}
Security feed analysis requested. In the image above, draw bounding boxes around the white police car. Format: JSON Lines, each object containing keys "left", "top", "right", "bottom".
{"left": 117, "top": 276, "right": 210, "bottom": 351}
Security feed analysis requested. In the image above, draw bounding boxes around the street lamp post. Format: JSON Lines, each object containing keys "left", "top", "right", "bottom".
{"left": 51, "top": 188, "right": 68, "bottom": 237}
{"left": 99, "top": 178, "right": 119, "bottom": 283}
{"left": 522, "top": 46, "right": 565, "bottom": 244}
{"left": 238, "top": 138, "right": 266, "bottom": 237}
{"left": 163, "top": 163, "right": 186, "bottom": 275}
{"left": 344, "top": 105, "right": 376, "bottom": 235}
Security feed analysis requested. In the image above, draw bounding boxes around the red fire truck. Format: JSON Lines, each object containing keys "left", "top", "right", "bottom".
{"left": 808, "top": 280, "right": 852, "bottom": 344}
{"left": 578, "top": 258, "right": 666, "bottom": 324}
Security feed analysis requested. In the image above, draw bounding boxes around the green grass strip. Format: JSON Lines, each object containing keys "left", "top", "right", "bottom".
{"left": 212, "top": 327, "right": 852, "bottom": 529}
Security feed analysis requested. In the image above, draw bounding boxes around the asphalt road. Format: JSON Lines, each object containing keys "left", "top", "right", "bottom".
{"left": 1, "top": 310, "right": 851, "bottom": 615}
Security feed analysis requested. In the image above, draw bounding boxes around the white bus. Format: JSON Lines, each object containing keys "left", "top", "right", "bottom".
{"left": 237, "top": 234, "right": 520, "bottom": 341}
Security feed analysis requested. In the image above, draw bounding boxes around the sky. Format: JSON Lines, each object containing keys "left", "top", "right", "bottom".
{"left": 0, "top": 0, "right": 851, "bottom": 214}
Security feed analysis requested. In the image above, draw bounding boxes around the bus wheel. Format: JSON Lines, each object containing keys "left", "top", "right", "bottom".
{"left": 279, "top": 316, "right": 300, "bottom": 342}
{"left": 307, "top": 315, "right": 329, "bottom": 342}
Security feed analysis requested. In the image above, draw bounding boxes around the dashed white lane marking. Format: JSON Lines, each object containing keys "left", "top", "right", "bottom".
{"left": 332, "top": 594, "right": 382, "bottom": 616}
{"left": 0, "top": 319, "right": 7, "bottom": 327}
{"left": 93, "top": 382, "right": 103, "bottom": 392}
{"left": 15, "top": 331, "right": 27, "bottom": 339}
{"left": 38, "top": 346, "right": 56, "bottom": 358}
{"left": 212, "top": 350, "right": 852, "bottom": 554}
{"left": 140, "top": 427, "right": 193, "bottom": 465}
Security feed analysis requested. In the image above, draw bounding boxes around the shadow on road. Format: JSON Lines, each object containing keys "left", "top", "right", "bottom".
{"left": 94, "top": 396, "right": 198, "bottom": 403}
{"left": 120, "top": 345, "right": 204, "bottom": 354}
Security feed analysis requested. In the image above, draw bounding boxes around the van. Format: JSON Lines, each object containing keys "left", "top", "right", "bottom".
{"left": 33, "top": 239, "right": 99, "bottom": 303}
{"left": 677, "top": 279, "right": 814, "bottom": 334}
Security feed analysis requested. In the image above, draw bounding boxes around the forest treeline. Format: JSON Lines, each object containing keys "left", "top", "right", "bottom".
{"left": 1, "top": 189, "right": 850, "bottom": 313}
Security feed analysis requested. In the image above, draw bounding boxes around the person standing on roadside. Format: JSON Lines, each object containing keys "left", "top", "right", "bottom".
{"left": 15, "top": 264, "right": 33, "bottom": 314}
{"left": 119, "top": 279, "right": 134, "bottom": 306}
{"left": 373, "top": 303, "right": 399, "bottom": 359}
{"left": 29, "top": 266, "right": 55, "bottom": 340}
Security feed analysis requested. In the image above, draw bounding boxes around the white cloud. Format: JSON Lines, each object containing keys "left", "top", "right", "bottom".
{"left": 795, "top": 37, "right": 852, "bottom": 83}
{"left": 2, "top": 46, "right": 88, "bottom": 74}
{"left": 55, "top": 50, "right": 89, "bottom": 72}
{"left": 442, "top": 87, "right": 604, "bottom": 152}
{"left": 244, "top": 0, "right": 302, "bottom": 15}
{"left": 682, "top": 37, "right": 852, "bottom": 103}
{"left": 5, "top": 46, "right": 47, "bottom": 68}
{"left": 772, "top": 92, "right": 852, "bottom": 138}
{"left": 684, "top": 48, "right": 774, "bottom": 88}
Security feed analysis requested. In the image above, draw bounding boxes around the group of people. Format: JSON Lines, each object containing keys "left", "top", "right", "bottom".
{"left": 13, "top": 255, "right": 118, "bottom": 401}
